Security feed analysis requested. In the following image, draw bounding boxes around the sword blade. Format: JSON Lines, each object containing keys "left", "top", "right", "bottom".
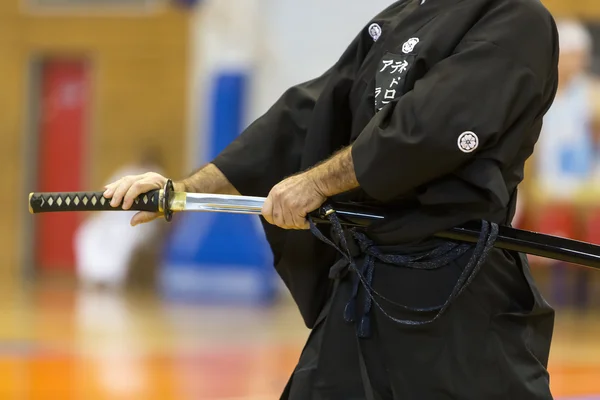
{"left": 180, "top": 193, "right": 266, "bottom": 215}
{"left": 175, "top": 193, "right": 386, "bottom": 226}
{"left": 175, "top": 193, "right": 600, "bottom": 271}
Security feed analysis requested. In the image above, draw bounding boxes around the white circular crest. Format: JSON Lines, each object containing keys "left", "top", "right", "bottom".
{"left": 402, "top": 37, "right": 420, "bottom": 53}
{"left": 369, "top": 23, "right": 382, "bottom": 42}
{"left": 458, "top": 131, "right": 478, "bottom": 153}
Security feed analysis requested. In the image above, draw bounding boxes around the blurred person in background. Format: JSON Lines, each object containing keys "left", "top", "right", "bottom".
{"left": 74, "top": 146, "right": 166, "bottom": 291}
{"left": 534, "top": 19, "right": 596, "bottom": 198}
{"left": 527, "top": 19, "right": 600, "bottom": 309}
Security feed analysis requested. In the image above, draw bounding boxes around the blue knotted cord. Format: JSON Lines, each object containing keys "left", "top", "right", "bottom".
{"left": 308, "top": 205, "right": 499, "bottom": 338}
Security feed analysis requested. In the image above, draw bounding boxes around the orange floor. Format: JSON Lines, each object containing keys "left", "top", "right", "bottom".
{"left": 0, "top": 279, "right": 599, "bottom": 400}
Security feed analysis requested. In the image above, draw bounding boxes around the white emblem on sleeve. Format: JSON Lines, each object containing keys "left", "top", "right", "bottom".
{"left": 369, "top": 23, "right": 382, "bottom": 42}
{"left": 458, "top": 131, "right": 479, "bottom": 153}
{"left": 402, "top": 37, "right": 420, "bottom": 53}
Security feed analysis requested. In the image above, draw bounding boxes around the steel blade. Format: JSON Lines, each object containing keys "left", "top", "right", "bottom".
{"left": 170, "top": 192, "right": 600, "bottom": 271}
{"left": 174, "top": 192, "right": 267, "bottom": 215}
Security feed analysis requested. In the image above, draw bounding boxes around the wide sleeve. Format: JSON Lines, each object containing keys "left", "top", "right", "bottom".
{"left": 351, "top": 40, "right": 549, "bottom": 202}
{"left": 211, "top": 75, "right": 327, "bottom": 197}
{"left": 212, "top": 34, "right": 365, "bottom": 198}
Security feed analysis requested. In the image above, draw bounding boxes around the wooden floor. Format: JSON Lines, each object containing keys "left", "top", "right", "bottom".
{"left": 0, "top": 278, "right": 599, "bottom": 400}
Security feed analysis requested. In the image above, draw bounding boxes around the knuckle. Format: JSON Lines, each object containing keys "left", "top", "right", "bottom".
{"left": 280, "top": 194, "right": 291, "bottom": 204}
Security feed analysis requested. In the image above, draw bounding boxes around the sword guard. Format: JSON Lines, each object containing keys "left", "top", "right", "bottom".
{"left": 162, "top": 179, "right": 175, "bottom": 222}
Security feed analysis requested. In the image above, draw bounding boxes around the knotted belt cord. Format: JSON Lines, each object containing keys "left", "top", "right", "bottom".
{"left": 308, "top": 205, "right": 499, "bottom": 338}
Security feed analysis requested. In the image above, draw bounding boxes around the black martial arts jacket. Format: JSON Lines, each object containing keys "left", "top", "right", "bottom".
{"left": 212, "top": 0, "right": 559, "bottom": 328}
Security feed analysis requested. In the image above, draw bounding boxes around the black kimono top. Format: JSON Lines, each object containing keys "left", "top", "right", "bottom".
{"left": 212, "top": 0, "right": 559, "bottom": 328}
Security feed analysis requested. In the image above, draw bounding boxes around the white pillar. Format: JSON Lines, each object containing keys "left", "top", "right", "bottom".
{"left": 186, "top": 0, "right": 261, "bottom": 169}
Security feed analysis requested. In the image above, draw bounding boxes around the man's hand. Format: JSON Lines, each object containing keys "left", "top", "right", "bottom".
{"left": 262, "top": 172, "right": 327, "bottom": 230}
{"left": 102, "top": 163, "right": 239, "bottom": 227}
{"left": 262, "top": 146, "right": 359, "bottom": 230}
{"left": 103, "top": 172, "right": 177, "bottom": 226}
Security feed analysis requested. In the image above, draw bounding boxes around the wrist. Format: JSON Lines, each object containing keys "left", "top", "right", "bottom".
{"left": 306, "top": 168, "right": 330, "bottom": 197}
{"left": 173, "top": 181, "right": 187, "bottom": 193}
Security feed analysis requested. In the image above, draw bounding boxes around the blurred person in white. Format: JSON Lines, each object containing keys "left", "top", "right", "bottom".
{"left": 74, "top": 147, "right": 165, "bottom": 290}
{"left": 531, "top": 19, "right": 599, "bottom": 308}
{"left": 535, "top": 19, "right": 596, "bottom": 196}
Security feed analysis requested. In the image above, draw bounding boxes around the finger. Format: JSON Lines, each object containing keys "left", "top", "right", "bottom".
{"left": 299, "top": 217, "right": 311, "bottom": 230}
{"left": 110, "top": 177, "right": 136, "bottom": 208}
{"left": 300, "top": 199, "right": 319, "bottom": 230}
{"left": 277, "top": 196, "right": 292, "bottom": 228}
{"left": 286, "top": 199, "right": 306, "bottom": 230}
{"left": 122, "top": 179, "right": 162, "bottom": 210}
{"left": 261, "top": 196, "right": 275, "bottom": 225}
{"left": 274, "top": 197, "right": 292, "bottom": 229}
{"left": 131, "top": 211, "right": 160, "bottom": 226}
{"left": 103, "top": 181, "right": 120, "bottom": 198}
{"left": 291, "top": 210, "right": 310, "bottom": 230}
{"left": 272, "top": 199, "right": 284, "bottom": 228}
{"left": 292, "top": 210, "right": 310, "bottom": 230}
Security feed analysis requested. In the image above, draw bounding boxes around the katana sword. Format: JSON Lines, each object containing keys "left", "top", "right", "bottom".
{"left": 28, "top": 180, "right": 600, "bottom": 271}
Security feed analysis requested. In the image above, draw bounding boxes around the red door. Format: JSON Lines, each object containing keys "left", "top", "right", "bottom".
{"left": 35, "top": 59, "right": 90, "bottom": 272}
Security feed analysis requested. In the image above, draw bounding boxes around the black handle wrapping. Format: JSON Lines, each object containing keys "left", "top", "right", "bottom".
{"left": 29, "top": 190, "right": 162, "bottom": 214}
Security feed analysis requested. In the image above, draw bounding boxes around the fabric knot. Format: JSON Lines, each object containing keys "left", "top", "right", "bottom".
{"left": 354, "top": 231, "right": 376, "bottom": 254}
{"left": 309, "top": 206, "right": 499, "bottom": 339}
{"left": 329, "top": 258, "right": 351, "bottom": 279}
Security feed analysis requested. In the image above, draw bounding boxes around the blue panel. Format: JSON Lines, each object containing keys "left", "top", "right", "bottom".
{"left": 210, "top": 74, "right": 246, "bottom": 157}
{"left": 159, "top": 72, "right": 278, "bottom": 305}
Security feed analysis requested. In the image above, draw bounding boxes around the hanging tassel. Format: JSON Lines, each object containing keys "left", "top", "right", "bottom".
{"left": 358, "top": 314, "right": 371, "bottom": 338}
{"left": 344, "top": 297, "right": 357, "bottom": 323}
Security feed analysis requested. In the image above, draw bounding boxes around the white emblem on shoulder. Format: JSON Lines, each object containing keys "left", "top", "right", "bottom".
{"left": 369, "top": 23, "right": 382, "bottom": 42}
{"left": 402, "top": 37, "right": 420, "bottom": 53}
{"left": 458, "top": 131, "right": 478, "bottom": 153}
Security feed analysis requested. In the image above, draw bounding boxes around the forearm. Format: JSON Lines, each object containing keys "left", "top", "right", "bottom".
{"left": 175, "top": 163, "right": 241, "bottom": 195}
{"left": 306, "top": 146, "right": 359, "bottom": 197}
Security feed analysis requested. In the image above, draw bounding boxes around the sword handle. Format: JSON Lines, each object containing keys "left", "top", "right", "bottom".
{"left": 29, "top": 190, "right": 163, "bottom": 214}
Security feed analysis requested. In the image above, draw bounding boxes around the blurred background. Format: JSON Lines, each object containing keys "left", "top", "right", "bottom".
{"left": 2, "top": 0, "right": 600, "bottom": 399}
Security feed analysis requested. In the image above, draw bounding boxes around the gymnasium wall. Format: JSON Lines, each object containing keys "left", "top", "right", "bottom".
{"left": 542, "top": 0, "right": 600, "bottom": 19}
{"left": 247, "top": 0, "right": 395, "bottom": 123}
{"left": 0, "top": 0, "right": 190, "bottom": 284}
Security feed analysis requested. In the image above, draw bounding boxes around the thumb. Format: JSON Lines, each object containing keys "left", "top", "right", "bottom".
{"left": 261, "top": 195, "right": 275, "bottom": 225}
{"left": 131, "top": 211, "right": 160, "bottom": 226}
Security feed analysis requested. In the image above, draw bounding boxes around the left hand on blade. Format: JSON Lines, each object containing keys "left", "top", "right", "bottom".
{"left": 262, "top": 172, "right": 327, "bottom": 230}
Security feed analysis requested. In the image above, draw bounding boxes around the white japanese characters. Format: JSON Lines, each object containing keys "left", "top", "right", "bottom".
{"left": 380, "top": 60, "right": 409, "bottom": 74}
{"left": 375, "top": 55, "right": 412, "bottom": 111}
